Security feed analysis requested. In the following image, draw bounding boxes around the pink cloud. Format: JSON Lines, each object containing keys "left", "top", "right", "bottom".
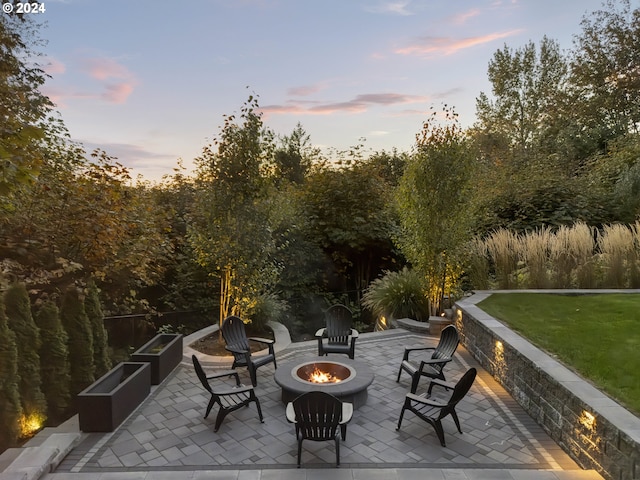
{"left": 365, "top": 1, "right": 413, "bottom": 16}
{"left": 395, "top": 29, "right": 522, "bottom": 57}
{"left": 102, "top": 82, "right": 136, "bottom": 104}
{"left": 82, "top": 57, "right": 131, "bottom": 81}
{"left": 287, "top": 85, "right": 324, "bottom": 96}
{"left": 451, "top": 8, "right": 481, "bottom": 25}
{"left": 68, "top": 56, "right": 139, "bottom": 104}
{"left": 262, "top": 92, "right": 428, "bottom": 116}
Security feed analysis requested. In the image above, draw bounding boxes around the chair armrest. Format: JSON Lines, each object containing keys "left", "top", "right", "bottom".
{"left": 403, "top": 346, "right": 435, "bottom": 361}
{"left": 206, "top": 369, "right": 240, "bottom": 380}
{"left": 285, "top": 402, "right": 296, "bottom": 423}
{"left": 214, "top": 385, "right": 255, "bottom": 396}
{"left": 315, "top": 328, "right": 326, "bottom": 338}
{"left": 419, "top": 356, "right": 453, "bottom": 368}
{"left": 248, "top": 337, "right": 275, "bottom": 346}
{"left": 428, "top": 377, "right": 456, "bottom": 391}
{"left": 225, "top": 345, "right": 249, "bottom": 355}
{"left": 350, "top": 329, "right": 359, "bottom": 338}
{"left": 406, "top": 392, "right": 447, "bottom": 408}
{"left": 341, "top": 402, "right": 354, "bottom": 424}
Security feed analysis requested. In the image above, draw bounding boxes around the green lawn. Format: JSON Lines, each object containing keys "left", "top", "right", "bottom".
{"left": 477, "top": 293, "right": 640, "bottom": 415}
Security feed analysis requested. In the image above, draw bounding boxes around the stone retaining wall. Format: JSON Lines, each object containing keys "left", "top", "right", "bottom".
{"left": 454, "top": 291, "right": 640, "bottom": 480}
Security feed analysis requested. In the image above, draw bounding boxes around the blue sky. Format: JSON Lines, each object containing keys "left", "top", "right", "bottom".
{"left": 39, "top": 0, "right": 621, "bottom": 181}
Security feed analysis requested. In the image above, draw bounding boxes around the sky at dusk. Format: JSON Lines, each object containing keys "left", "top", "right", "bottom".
{"left": 37, "top": 0, "right": 628, "bottom": 181}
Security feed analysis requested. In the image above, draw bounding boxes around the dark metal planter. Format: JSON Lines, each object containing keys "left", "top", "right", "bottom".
{"left": 130, "top": 333, "right": 183, "bottom": 385}
{"left": 77, "top": 362, "right": 151, "bottom": 432}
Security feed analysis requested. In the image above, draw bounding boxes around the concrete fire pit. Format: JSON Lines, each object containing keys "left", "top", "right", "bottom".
{"left": 274, "top": 357, "right": 374, "bottom": 409}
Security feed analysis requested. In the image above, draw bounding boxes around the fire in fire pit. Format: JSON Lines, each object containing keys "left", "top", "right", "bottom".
{"left": 295, "top": 362, "right": 353, "bottom": 385}
{"left": 308, "top": 366, "right": 341, "bottom": 384}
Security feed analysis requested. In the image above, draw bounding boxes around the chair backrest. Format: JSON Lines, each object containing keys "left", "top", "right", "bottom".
{"left": 325, "top": 304, "right": 353, "bottom": 342}
{"left": 431, "top": 325, "right": 460, "bottom": 361}
{"left": 221, "top": 315, "right": 250, "bottom": 352}
{"left": 292, "top": 391, "right": 343, "bottom": 441}
{"left": 192, "top": 355, "right": 212, "bottom": 394}
{"left": 448, "top": 368, "right": 477, "bottom": 407}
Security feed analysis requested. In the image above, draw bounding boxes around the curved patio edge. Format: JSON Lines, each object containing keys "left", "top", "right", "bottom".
{"left": 182, "top": 320, "right": 292, "bottom": 367}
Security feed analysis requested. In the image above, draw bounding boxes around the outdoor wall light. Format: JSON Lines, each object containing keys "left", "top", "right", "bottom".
{"left": 579, "top": 410, "right": 596, "bottom": 431}
{"left": 20, "top": 412, "right": 45, "bottom": 438}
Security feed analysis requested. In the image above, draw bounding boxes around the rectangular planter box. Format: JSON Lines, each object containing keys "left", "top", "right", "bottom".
{"left": 77, "top": 362, "right": 151, "bottom": 432}
{"left": 130, "top": 333, "right": 183, "bottom": 385}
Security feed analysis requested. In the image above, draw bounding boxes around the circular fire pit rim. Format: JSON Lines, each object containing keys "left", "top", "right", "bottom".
{"left": 274, "top": 356, "right": 375, "bottom": 409}
{"left": 291, "top": 360, "right": 356, "bottom": 385}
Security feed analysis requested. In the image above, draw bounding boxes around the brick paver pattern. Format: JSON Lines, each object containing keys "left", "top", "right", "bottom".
{"left": 57, "top": 331, "right": 581, "bottom": 472}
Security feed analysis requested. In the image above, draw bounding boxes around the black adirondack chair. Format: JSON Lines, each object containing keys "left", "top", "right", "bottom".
{"left": 191, "top": 355, "right": 264, "bottom": 432}
{"left": 315, "top": 304, "right": 359, "bottom": 359}
{"left": 396, "top": 367, "right": 477, "bottom": 447}
{"left": 286, "top": 391, "right": 353, "bottom": 467}
{"left": 221, "top": 315, "right": 277, "bottom": 387}
{"left": 397, "top": 324, "right": 460, "bottom": 393}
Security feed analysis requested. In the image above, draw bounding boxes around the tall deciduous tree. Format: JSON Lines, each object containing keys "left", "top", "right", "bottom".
{"left": 34, "top": 300, "right": 70, "bottom": 422}
{"left": 190, "top": 95, "right": 279, "bottom": 328}
{"left": 85, "top": 281, "right": 111, "bottom": 378}
{"left": 300, "top": 160, "right": 398, "bottom": 303}
{"left": 0, "top": 15, "right": 53, "bottom": 200}
{"left": 0, "top": 294, "right": 22, "bottom": 451}
{"left": 272, "top": 123, "right": 317, "bottom": 185}
{"left": 475, "top": 36, "right": 570, "bottom": 165}
{"left": 60, "top": 286, "right": 94, "bottom": 395}
{"left": 4, "top": 283, "right": 46, "bottom": 430}
{"left": 571, "top": 0, "right": 640, "bottom": 139}
{"left": 396, "top": 106, "right": 476, "bottom": 315}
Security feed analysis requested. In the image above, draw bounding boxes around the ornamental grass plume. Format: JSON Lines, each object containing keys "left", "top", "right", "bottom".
{"left": 520, "top": 227, "right": 551, "bottom": 289}
{"left": 464, "top": 237, "right": 490, "bottom": 290}
{"left": 599, "top": 223, "right": 634, "bottom": 288}
{"left": 362, "top": 267, "right": 430, "bottom": 323}
{"left": 485, "top": 229, "right": 520, "bottom": 289}
{"left": 568, "top": 222, "right": 597, "bottom": 288}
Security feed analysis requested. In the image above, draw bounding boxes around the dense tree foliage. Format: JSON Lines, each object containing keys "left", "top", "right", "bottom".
{"left": 85, "top": 281, "right": 111, "bottom": 378}
{"left": 34, "top": 300, "right": 70, "bottom": 422}
{"left": 571, "top": 0, "right": 640, "bottom": 140}
{"left": 60, "top": 286, "right": 94, "bottom": 395}
{"left": 0, "top": 15, "right": 54, "bottom": 200}
{"left": 0, "top": 295, "right": 21, "bottom": 451}
{"left": 189, "top": 95, "right": 280, "bottom": 328}
{"left": 4, "top": 283, "right": 46, "bottom": 426}
{"left": 396, "top": 107, "right": 477, "bottom": 315}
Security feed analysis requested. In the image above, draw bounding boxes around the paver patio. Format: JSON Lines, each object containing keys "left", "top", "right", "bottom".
{"left": 47, "top": 329, "right": 597, "bottom": 477}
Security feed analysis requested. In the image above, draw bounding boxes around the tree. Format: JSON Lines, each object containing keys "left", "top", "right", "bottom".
{"left": 0, "top": 15, "right": 54, "bottom": 200}
{"left": 571, "top": 0, "right": 640, "bottom": 139}
{"left": 85, "top": 281, "right": 111, "bottom": 378}
{"left": 34, "top": 300, "right": 70, "bottom": 422}
{"left": 396, "top": 106, "right": 477, "bottom": 315}
{"left": 4, "top": 283, "right": 47, "bottom": 432}
{"left": 0, "top": 294, "right": 22, "bottom": 451}
{"left": 300, "top": 160, "right": 399, "bottom": 303}
{"left": 272, "top": 123, "right": 317, "bottom": 185}
{"left": 60, "top": 286, "right": 94, "bottom": 395}
{"left": 475, "top": 36, "right": 571, "bottom": 165}
{"left": 190, "top": 94, "right": 279, "bottom": 329}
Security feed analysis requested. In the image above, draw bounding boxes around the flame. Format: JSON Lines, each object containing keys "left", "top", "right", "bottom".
{"left": 308, "top": 366, "right": 341, "bottom": 383}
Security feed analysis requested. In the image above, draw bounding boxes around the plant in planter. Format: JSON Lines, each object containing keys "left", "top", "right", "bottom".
{"left": 77, "top": 362, "right": 150, "bottom": 432}
{"left": 362, "top": 267, "right": 430, "bottom": 329}
{"left": 130, "top": 333, "right": 183, "bottom": 385}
